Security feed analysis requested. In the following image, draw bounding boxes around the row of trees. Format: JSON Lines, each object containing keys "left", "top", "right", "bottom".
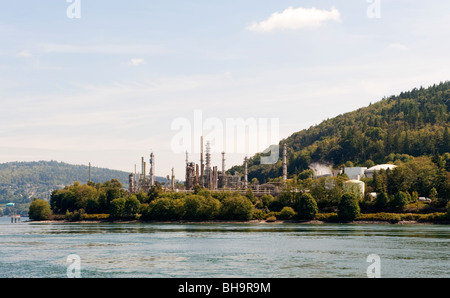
{"left": 368, "top": 155, "right": 450, "bottom": 203}
{"left": 30, "top": 177, "right": 450, "bottom": 222}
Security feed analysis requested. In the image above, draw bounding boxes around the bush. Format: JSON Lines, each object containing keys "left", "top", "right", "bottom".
{"left": 278, "top": 207, "right": 295, "bottom": 220}
{"left": 295, "top": 193, "right": 318, "bottom": 220}
{"left": 81, "top": 214, "right": 110, "bottom": 221}
{"left": 265, "top": 216, "right": 277, "bottom": 222}
{"left": 252, "top": 209, "right": 267, "bottom": 220}
{"left": 316, "top": 213, "right": 338, "bottom": 222}
{"left": 65, "top": 209, "right": 85, "bottom": 221}
{"left": 28, "top": 199, "right": 52, "bottom": 221}
{"left": 338, "top": 192, "right": 360, "bottom": 220}
{"left": 358, "top": 213, "right": 401, "bottom": 223}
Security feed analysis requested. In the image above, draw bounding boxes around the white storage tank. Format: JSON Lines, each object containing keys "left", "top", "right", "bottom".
{"left": 343, "top": 179, "right": 365, "bottom": 200}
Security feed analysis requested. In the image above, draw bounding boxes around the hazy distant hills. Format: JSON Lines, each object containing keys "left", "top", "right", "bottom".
{"left": 0, "top": 160, "right": 165, "bottom": 204}
{"left": 230, "top": 81, "right": 450, "bottom": 182}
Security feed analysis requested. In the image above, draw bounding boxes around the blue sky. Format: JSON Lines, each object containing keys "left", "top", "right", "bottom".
{"left": 1, "top": 0, "right": 450, "bottom": 179}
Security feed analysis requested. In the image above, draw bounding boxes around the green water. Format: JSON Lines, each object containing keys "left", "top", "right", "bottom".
{"left": 0, "top": 217, "right": 448, "bottom": 278}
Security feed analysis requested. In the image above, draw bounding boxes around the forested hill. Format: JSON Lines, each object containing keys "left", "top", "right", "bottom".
{"left": 0, "top": 161, "right": 132, "bottom": 204}
{"left": 234, "top": 81, "right": 450, "bottom": 182}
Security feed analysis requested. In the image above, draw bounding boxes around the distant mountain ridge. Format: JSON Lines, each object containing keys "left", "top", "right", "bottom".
{"left": 0, "top": 160, "right": 165, "bottom": 204}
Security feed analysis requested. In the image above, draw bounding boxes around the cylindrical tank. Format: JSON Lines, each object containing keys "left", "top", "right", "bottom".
{"left": 343, "top": 179, "right": 365, "bottom": 199}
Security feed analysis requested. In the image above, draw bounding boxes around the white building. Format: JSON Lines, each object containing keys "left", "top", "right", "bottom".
{"left": 344, "top": 167, "right": 367, "bottom": 180}
{"left": 364, "top": 164, "right": 397, "bottom": 178}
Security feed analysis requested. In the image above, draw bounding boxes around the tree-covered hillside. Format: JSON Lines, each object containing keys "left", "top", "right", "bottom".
{"left": 231, "top": 82, "right": 450, "bottom": 183}
{"left": 0, "top": 161, "right": 131, "bottom": 205}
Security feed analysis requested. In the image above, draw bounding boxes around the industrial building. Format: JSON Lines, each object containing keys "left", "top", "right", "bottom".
{"left": 184, "top": 137, "right": 244, "bottom": 191}
{"left": 343, "top": 164, "right": 397, "bottom": 180}
{"left": 128, "top": 139, "right": 288, "bottom": 195}
{"left": 364, "top": 164, "right": 397, "bottom": 178}
{"left": 184, "top": 137, "right": 289, "bottom": 193}
{"left": 128, "top": 152, "right": 159, "bottom": 193}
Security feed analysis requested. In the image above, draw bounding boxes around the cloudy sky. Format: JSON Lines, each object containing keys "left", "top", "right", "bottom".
{"left": 1, "top": 0, "right": 449, "bottom": 179}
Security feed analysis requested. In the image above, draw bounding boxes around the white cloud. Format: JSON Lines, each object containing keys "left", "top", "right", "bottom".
{"left": 247, "top": 6, "right": 341, "bottom": 32}
{"left": 128, "top": 58, "right": 146, "bottom": 66}
{"left": 16, "top": 50, "right": 32, "bottom": 58}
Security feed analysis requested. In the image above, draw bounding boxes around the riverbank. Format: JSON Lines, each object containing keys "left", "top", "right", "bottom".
{"left": 27, "top": 217, "right": 450, "bottom": 225}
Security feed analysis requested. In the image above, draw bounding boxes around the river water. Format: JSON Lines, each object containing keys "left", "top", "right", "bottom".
{"left": 0, "top": 217, "right": 448, "bottom": 278}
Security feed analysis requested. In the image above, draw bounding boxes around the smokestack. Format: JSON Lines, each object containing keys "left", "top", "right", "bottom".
{"left": 244, "top": 156, "right": 248, "bottom": 189}
{"left": 134, "top": 164, "right": 137, "bottom": 190}
{"left": 282, "top": 142, "right": 287, "bottom": 184}
{"left": 171, "top": 167, "right": 175, "bottom": 190}
{"left": 88, "top": 162, "right": 91, "bottom": 183}
{"left": 144, "top": 161, "right": 147, "bottom": 182}
{"left": 141, "top": 157, "right": 145, "bottom": 182}
{"left": 200, "top": 136, "right": 204, "bottom": 180}
{"left": 195, "top": 164, "right": 199, "bottom": 185}
{"left": 150, "top": 152, "right": 155, "bottom": 186}
{"left": 213, "top": 166, "right": 218, "bottom": 190}
{"left": 129, "top": 173, "right": 134, "bottom": 193}
{"left": 222, "top": 152, "right": 226, "bottom": 176}
{"left": 205, "top": 141, "right": 212, "bottom": 188}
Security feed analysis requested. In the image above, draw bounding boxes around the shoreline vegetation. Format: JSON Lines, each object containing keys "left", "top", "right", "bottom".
{"left": 28, "top": 217, "right": 450, "bottom": 225}
{"left": 26, "top": 179, "right": 450, "bottom": 225}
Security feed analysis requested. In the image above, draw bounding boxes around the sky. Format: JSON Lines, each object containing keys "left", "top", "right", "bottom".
{"left": 1, "top": 0, "right": 450, "bottom": 180}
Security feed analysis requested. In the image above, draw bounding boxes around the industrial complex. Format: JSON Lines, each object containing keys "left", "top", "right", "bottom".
{"left": 128, "top": 137, "right": 289, "bottom": 195}
{"left": 127, "top": 136, "right": 393, "bottom": 199}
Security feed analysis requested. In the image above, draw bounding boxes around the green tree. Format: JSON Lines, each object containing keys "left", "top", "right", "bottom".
{"left": 183, "top": 195, "right": 221, "bottom": 220}
{"left": 259, "top": 194, "right": 275, "bottom": 209}
{"left": 29, "top": 199, "right": 52, "bottom": 221}
{"left": 245, "top": 189, "right": 256, "bottom": 204}
{"left": 220, "top": 195, "right": 254, "bottom": 220}
{"left": 391, "top": 191, "right": 409, "bottom": 210}
{"left": 85, "top": 197, "right": 100, "bottom": 214}
{"left": 446, "top": 201, "right": 450, "bottom": 216}
{"left": 109, "top": 198, "right": 126, "bottom": 219}
{"left": 374, "top": 192, "right": 389, "bottom": 211}
{"left": 148, "top": 185, "right": 162, "bottom": 202}
{"left": 142, "top": 197, "right": 179, "bottom": 221}
{"left": 429, "top": 187, "right": 438, "bottom": 201}
{"left": 124, "top": 195, "right": 140, "bottom": 218}
{"left": 338, "top": 192, "right": 360, "bottom": 220}
{"left": 295, "top": 193, "right": 318, "bottom": 220}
